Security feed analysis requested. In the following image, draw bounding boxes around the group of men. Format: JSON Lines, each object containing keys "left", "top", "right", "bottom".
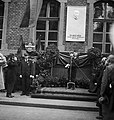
{"left": 94, "top": 54, "right": 114, "bottom": 120}
{"left": 0, "top": 42, "right": 38, "bottom": 98}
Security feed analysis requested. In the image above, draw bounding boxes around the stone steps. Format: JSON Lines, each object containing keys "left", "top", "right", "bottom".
{"left": 31, "top": 93, "right": 97, "bottom": 102}
{"left": 31, "top": 87, "right": 97, "bottom": 102}
{"left": 0, "top": 97, "right": 98, "bottom": 112}
{"left": 0, "top": 88, "right": 98, "bottom": 112}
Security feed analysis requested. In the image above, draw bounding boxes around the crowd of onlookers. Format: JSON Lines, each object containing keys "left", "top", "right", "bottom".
{"left": 0, "top": 52, "right": 34, "bottom": 97}
{"left": 0, "top": 48, "right": 114, "bottom": 119}
{"left": 0, "top": 42, "right": 42, "bottom": 98}
{"left": 91, "top": 54, "right": 114, "bottom": 120}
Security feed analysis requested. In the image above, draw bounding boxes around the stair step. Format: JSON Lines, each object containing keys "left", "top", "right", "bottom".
{"left": 36, "top": 87, "right": 97, "bottom": 96}
{"left": 31, "top": 93, "right": 97, "bottom": 102}
{"left": 0, "top": 98, "right": 98, "bottom": 112}
{"left": 0, "top": 90, "right": 98, "bottom": 112}
{"left": 38, "top": 89, "right": 97, "bottom": 96}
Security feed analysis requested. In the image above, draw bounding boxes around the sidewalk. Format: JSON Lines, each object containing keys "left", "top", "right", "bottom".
{"left": 0, "top": 88, "right": 99, "bottom": 112}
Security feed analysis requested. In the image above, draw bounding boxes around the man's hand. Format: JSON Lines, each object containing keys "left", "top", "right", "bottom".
{"left": 65, "top": 64, "right": 70, "bottom": 68}
{"left": 30, "top": 75, "right": 34, "bottom": 78}
{"left": 99, "top": 96, "right": 105, "bottom": 104}
{"left": 19, "top": 75, "right": 22, "bottom": 78}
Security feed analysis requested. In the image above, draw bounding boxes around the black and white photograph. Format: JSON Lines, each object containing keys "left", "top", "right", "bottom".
{"left": 0, "top": 0, "right": 114, "bottom": 120}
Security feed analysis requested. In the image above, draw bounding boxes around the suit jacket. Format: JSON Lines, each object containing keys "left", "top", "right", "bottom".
{"left": 100, "top": 63, "right": 114, "bottom": 97}
{"left": 7, "top": 58, "right": 18, "bottom": 83}
{"left": 20, "top": 57, "right": 34, "bottom": 76}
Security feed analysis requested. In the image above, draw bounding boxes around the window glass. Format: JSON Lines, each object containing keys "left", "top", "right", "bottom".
{"left": 105, "top": 44, "right": 110, "bottom": 53}
{"left": 106, "top": 34, "right": 110, "bottom": 43}
{"left": 93, "top": 34, "right": 103, "bottom": 42}
{"left": 93, "top": 22, "right": 103, "bottom": 32}
{"left": 0, "top": 31, "right": 2, "bottom": 39}
{"left": 36, "top": 32, "right": 45, "bottom": 40}
{"left": 94, "top": 2, "right": 104, "bottom": 19}
{"left": 106, "top": 22, "right": 113, "bottom": 32}
{"left": 106, "top": 2, "right": 114, "bottom": 19}
{"left": 0, "top": 40, "right": 1, "bottom": 48}
{"left": 41, "top": 42, "right": 45, "bottom": 50}
{"left": 0, "top": 18, "right": 3, "bottom": 29}
{"left": 49, "top": 21, "right": 58, "bottom": 30}
{"left": 48, "top": 32, "right": 57, "bottom": 40}
{"left": 36, "top": 21, "right": 46, "bottom": 30}
{"left": 93, "top": 1, "right": 114, "bottom": 54}
{"left": 50, "top": 1, "right": 60, "bottom": 17}
{"left": 39, "top": 1, "right": 47, "bottom": 17}
{"left": 93, "top": 44, "right": 102, "bottom": 51}
{"left": 0, "top": 1, "right": 4, "bottom": 49}
{"left": 0, "top": 2, "right": 4, "bottom": 16}
{"left": 37, "top": 0, "right": 59, "bottom": 50}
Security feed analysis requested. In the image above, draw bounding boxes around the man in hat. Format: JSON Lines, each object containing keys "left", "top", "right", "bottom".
{"left": 6, "top": 53, "right": 18, "bottom": 98}
{"left": 20, "top": 42, "right": 36, "bottom": 96}
{"left": 99, "top": 54, "right": 114, "bottom": 119}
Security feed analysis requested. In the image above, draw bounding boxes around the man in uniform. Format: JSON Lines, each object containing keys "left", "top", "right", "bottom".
{"left": 99, "top": 54, "right": 114, "bottom": 120}
{"left": 20, "top": 42, "right": 36, "bottom": 96}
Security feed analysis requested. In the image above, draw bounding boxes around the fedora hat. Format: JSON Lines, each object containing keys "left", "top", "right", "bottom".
{"left": 25, "top": 42, "right": 35, "bottom": 48}
{"left": 107, "top": 54, "right": 114, "bottom": 63}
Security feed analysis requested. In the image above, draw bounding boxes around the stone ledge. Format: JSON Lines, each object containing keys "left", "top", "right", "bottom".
{"left": 0, "top": 100, "right": 98, "bottom": 112}
{"left": 0, "top": 49, "right": 17, "bottom": 55}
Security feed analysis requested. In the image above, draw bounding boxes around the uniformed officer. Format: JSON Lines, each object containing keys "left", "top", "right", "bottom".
{"left": 19, "top": 42, "right": 36, "bottom": 96}
{"left": 99, "top": 55, "right": 114, "bottom": 120}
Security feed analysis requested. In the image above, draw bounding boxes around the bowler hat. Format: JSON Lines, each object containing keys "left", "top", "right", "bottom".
{"left": 107, "top": 54, "right": 114, "bottom": 63}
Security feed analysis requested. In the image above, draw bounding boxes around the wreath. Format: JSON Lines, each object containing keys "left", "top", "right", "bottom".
{"left": 46, "top": 44, "right": 59, "bottom": 66}
{"left": 87, "top": 47, "right": 101, "bottom": 59}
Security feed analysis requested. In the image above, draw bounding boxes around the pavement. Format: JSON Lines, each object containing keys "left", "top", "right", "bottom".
{"left": 0, "top": 87, "right": 99, "bottom": 112}
{"left": 0, "top": 104, "right": 99, "bottom": 120}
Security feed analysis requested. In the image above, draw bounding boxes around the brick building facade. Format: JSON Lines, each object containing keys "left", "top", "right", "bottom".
{"left": 0, "top": 0, "right": 114, "bottom": 55}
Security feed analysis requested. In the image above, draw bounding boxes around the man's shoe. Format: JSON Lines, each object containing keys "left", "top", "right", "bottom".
{"left": 96, "top": 115, "right": 103, "bottom": 119}
{"left": 26, "top": 93, "right": 30, "bottom": 96}
{"left": 9, "top": 95, "right": 14, "bottom": 98}
{"left": 6, "top": 95, "right": 14, "bottom": 98}
{"left": 20, "top": 93, "right": 25, "bottom": 96}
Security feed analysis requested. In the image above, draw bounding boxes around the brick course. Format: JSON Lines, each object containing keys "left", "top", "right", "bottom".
{"left": 6, "top": 0, "right": 29, "bottom": 50}
{"left": 6, "top": 0, "right": 88, "bottom": 52}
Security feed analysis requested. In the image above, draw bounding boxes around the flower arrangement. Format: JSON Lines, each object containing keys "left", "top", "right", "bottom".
{"left": 36, "top": 44, "right": 59, "bottom": 70}
{"left": 87, "top": 47, "right": 101, "bottom": 59}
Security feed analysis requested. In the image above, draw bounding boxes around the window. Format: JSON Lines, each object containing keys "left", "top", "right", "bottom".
{"left": 93, "top": 1, "right": 114, "bottom": 54}
{"left": 36, "top": 0, "right": 60, "bottom": 50}
{"left": 0, "top": 0, "right": 4, "bottom": 49}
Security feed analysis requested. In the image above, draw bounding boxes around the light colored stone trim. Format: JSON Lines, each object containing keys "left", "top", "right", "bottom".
{"left": 1, "top": 2, "right": 8, "bottom": 50}
{"left": 0, "top": 49, "right": 17, "bottom": 56}
{"left": 58, "top": 1, "right": 66, "bottom": 51}
{"left": 87, "top": 1, "right": 94, "bottom": 50}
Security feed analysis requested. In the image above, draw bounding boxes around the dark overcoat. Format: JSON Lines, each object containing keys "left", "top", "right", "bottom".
{"left": 100, "top": 63, "right": 114, "bottom": 119}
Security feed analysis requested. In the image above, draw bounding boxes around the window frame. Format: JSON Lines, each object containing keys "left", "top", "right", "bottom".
{"left": 36, "top": 0, "right": 60, "bottom": 51}
{"left": 0, "top": 0, "right": 4, "bottom": 49}
{"left": 87, "top": 0, "right": 114, "bottom": 54}
{"left": 93, "top": 1, "right": 114, "bottom": 54}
